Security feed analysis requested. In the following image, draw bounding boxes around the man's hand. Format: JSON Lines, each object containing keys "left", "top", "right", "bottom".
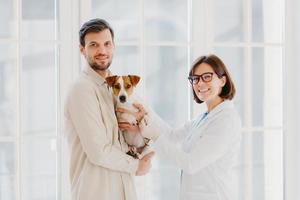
{"left": 135, "top": 151, "right": 155, "bottom": 176}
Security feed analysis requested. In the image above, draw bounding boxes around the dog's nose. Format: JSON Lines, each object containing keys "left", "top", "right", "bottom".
{"left": 119, "top": 95, "right": 126, "bottom": 103}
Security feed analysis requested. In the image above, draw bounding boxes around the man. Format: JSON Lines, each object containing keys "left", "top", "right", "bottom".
{"left": 64, "top": 18, "right": 154, "bottom": 200}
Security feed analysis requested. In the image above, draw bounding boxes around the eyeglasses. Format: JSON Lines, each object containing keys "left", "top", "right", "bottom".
{"left": 188, "top": 72, "right": 214, "bottom": 84}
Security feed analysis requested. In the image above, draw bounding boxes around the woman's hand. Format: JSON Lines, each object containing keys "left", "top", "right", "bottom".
{"left": 116, "top": 103, "right": 146, "bottom": 123}
{"left": 118, "top": 122, "right": 140, "bottom": 133}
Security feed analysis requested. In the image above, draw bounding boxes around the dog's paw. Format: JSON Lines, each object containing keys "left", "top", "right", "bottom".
{"left": 126, "top": 150, "right": 139, "bottom": 159}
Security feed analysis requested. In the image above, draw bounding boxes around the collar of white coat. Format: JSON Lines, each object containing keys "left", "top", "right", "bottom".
{"left": 83, "top": 65, "right": 112, "bottom": 87}
{"left": 206, "top": 100, "right": 234, "bottom": 118}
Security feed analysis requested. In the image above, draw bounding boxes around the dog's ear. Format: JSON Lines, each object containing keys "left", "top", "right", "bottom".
{"left": 128, "top": 75, "right": 140, "bottom": 86}
{"left": 105, "top": 75, "right": 118, "bottom": 87}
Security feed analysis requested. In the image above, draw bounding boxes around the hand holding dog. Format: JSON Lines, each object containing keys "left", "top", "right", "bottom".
{"left": 117, "top": 103, "right": 146, "bottom": 134}
{"left": 136, "top": 151, "right": 155, "bottom": 176}
{"left": 117, "top": 104, "right": 160, "bottom": 140}
{"left": 116, "top": 103, "right": 146, "bottom": 123}
{"left": 118, "top": 122, "right": 140, "bottom": 134}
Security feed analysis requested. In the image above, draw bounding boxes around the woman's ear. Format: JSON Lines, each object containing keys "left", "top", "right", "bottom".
{"left": 221, "top": 75, "right": 226, "bottom": 87}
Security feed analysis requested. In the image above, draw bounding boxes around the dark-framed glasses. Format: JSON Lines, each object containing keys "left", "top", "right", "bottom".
{"left": 188, "top": 72, "right": 214, "bottom": 84}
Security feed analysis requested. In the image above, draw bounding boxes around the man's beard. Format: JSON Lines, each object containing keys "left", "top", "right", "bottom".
{"left": 87, "top": 56, "right": 113, "bottom": 71}
{"left": 89, "top": 61, "right": 112, "bottom": 71}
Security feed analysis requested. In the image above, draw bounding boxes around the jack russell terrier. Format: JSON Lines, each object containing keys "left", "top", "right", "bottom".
{"left": 105, "top": 75, "right": 150, "bottom": 159}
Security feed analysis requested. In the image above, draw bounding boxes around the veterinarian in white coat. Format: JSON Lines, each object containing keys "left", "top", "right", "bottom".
{"left": 64, "top": 19, "right": 153, "bottom": 200}
{"left": 119, "top": 54, "right": 242, "bottom": 200}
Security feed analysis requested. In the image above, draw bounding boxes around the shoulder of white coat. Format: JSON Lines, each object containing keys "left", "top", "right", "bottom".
{"left": 221, "top": 106, "right": 241, "bottom": 123}
{"left": 208, "top": 105, "right": 241, "bottom": 130}
{"left": 220, "top": 108, "right": 242, "bottom": 140}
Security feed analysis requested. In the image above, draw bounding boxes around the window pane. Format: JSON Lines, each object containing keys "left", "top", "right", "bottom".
{"left": 21, "top": 44, "right": 56, "bottom": 136}
{"left": 146, "top": 158, "right": 181, "bottom": 200}
{"left": 213, "top": 0, "right": 244, "bottom": 42}
{"left": 22, "top": 137, "right": 56, "bottom": 200}
{"left": 92, "top": 0, "right": 139, "bottom": 42}
{"left": 145, "top": 46, "right": 188, "bottom": 126}
{"left": 252, "top": 0, "right": 283, "bottom": 43}
{"left": 0, "top": 142, "right": 16, "bottom": 200}
{"left": 144, "top": 0, "right": 187, "bottom": 42}
{"left": 0, "top": 0, "right": 16, "bottom": 38}
{"left": 22, "top": 0, "right": 55, "bottom": 40}
{"left": 0, "top": 45, "right": 17, "bottom": 136}
{"left": 109, "top": 46, "right": 140, "bottom": 75}
{"left": 252, "top": 47, "right": 282, "bottom": 127}
{"left": 237, "top": 131, "right": 283, "bottom": 200}
{"left": 145, "top": 46, "right": 187, "bottom": 200}
{"left": 213, "top": 47, "right": 245, "bottom": 126}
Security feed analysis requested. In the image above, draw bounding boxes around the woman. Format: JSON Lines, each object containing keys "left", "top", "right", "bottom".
{"left": 119, "top": 54, "right": 241, "bottom": 200}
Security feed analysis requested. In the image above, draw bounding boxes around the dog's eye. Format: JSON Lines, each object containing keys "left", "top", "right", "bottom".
{"left": 114, "top": 84, "right": 121, "bottom": 89}
{"left": 125, "top": 84, "right": 132, "bottom": 89}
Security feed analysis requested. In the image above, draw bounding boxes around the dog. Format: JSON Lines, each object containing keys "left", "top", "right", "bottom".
{"left": 105, "top": 75, "right": 149, "bottom": 158}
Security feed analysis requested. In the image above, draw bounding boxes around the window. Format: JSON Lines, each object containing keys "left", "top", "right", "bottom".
{"left": 0, "top": 0, "right": 285, "bottom": 199}
{"left": 0, "top": 0, "right": 58, "bottom": 199}
{"left": 209, "top": 0, "right": 284, "bottom": 199}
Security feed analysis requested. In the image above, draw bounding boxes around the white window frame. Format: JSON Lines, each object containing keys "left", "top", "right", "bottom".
{"left": 284, "top": 1, "right": 300, "bottom": 200}
{"left": 206, "top": 0, "right": 284, "bottom": 200}
{"left": 0, "top": 0, "right": 61, "bottom": 199}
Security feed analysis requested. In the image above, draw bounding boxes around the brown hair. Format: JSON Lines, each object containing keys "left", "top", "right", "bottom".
{"left": 79, "top": 18, "right": 114, "bottom": 46}
{"left": 189, "top": 54, "right": 236, "bottom": 104}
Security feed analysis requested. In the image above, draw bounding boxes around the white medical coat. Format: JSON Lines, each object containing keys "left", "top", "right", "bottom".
{"left": 64, "top": 66, "right": 139, "bottom": 200}
{"left": 141, "top": 100, "right": 241, "bottom": 200}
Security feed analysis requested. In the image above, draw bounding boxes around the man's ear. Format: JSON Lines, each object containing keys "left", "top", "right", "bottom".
{"left": 105, "top": 76, "right": 118, "bottom": 87}
{"left": 128, "top": 75, "right": 140, "bottom": 86}
{"left": 79, "top": 45, "right": 85, "bottom": 55}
